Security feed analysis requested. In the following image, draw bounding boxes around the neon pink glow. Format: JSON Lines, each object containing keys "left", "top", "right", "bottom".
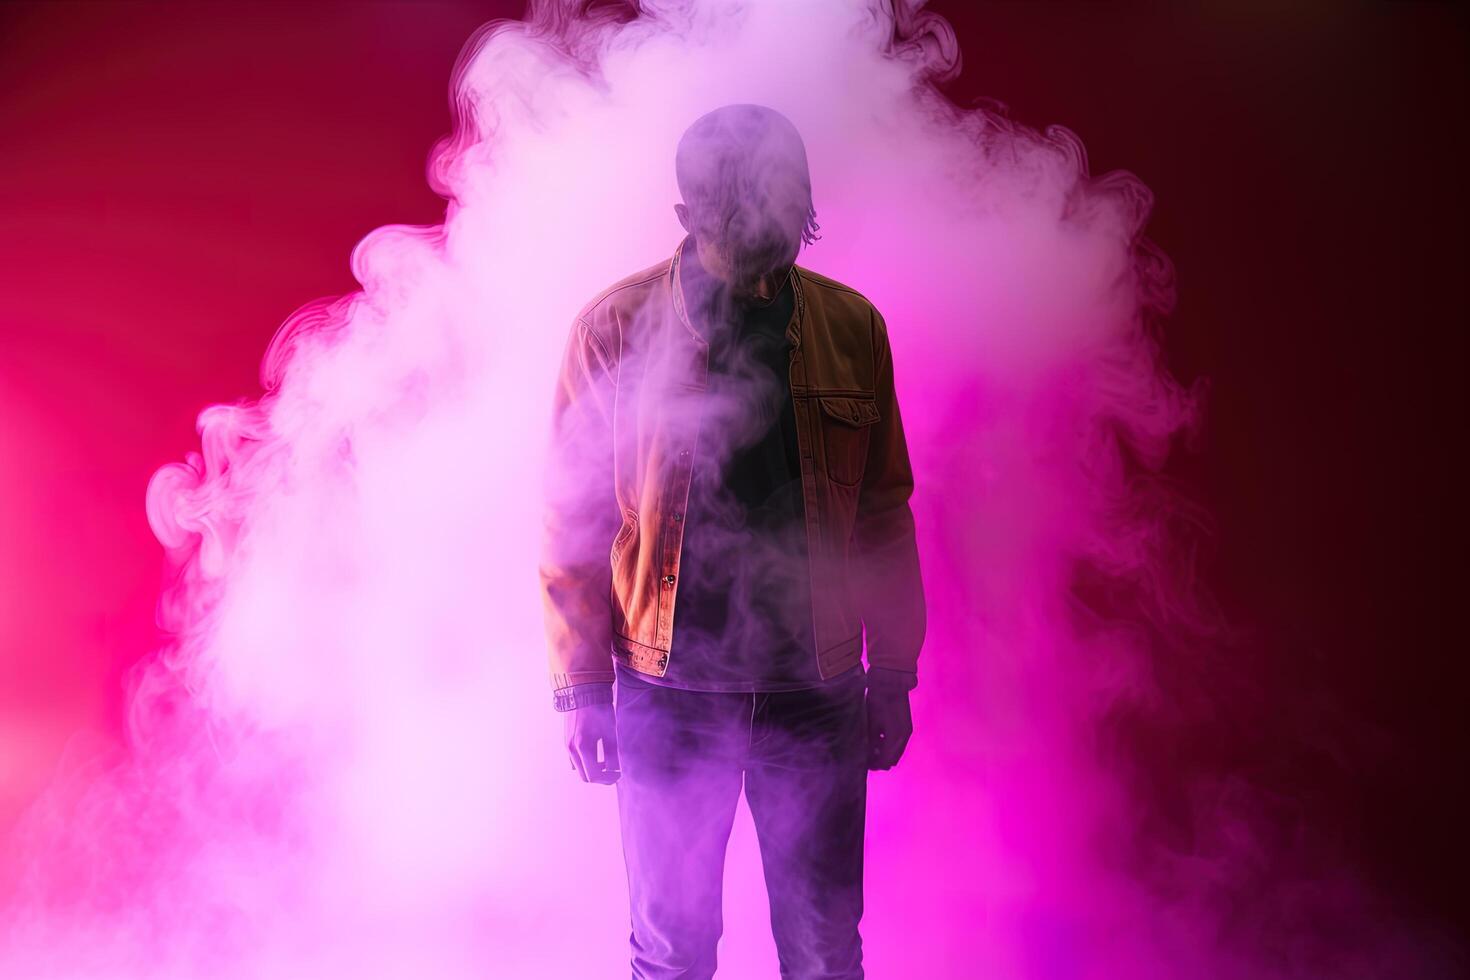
{"left": 1, "top": 3, "right": 1447, "bottom": 978}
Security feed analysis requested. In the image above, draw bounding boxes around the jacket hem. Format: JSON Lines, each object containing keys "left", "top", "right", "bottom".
{"left": 612, "top": 630, "right": 865, "bottom": 682}
{"left": 612, "top": 634, "right": 670, "bottom": 676}
{"left": 550, "top": 668, "right": 617, "bottom": 690}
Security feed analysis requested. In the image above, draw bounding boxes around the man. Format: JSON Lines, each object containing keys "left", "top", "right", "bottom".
{"left": 539, "top": 103, "right": 926, "bottom": 979}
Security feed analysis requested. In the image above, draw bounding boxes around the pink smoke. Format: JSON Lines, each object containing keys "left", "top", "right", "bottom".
{"left": 2, "top": 2, "right": 1451, "bottom": 978}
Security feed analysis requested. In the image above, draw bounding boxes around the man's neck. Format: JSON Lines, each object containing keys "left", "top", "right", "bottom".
{"left": 682, "top": 237, "right": 789, "bottom": 309}
{"left": 744, "top": 270, "right": 783, "bottom": 303}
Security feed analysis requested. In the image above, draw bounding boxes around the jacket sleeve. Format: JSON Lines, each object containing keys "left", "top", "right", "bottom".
{"left": 540, "top": 314, "right": 621, "bottom": 702}
{"left": 853, "top": 309, "right": 927, "bottom": 681}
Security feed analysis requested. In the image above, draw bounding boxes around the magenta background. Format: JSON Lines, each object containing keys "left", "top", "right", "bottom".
{"left": 1, "top": 0, "right": 1464, "bottom": 955}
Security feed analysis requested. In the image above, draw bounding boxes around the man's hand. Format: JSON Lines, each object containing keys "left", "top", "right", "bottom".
{"left": 565, "top": 702, "right": 620, "bottom": 784}
{"left": 865, "top": 686, "right": 912, "bottom": 770}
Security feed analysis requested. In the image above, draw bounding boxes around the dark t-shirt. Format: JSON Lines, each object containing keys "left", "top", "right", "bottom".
{"left": 636, "top": 253, "right": 857, "bottom": 692}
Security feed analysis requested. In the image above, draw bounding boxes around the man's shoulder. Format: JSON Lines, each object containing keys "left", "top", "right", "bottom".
{"left": 794, "top": 265, "right": 885, "bottom": 336}
{"left": 575, "top": 257, "right": 670, "bottom": 326}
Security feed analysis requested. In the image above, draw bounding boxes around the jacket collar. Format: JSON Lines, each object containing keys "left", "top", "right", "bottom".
{"left": 670, "top": 234, "right": 805, "bottom": 349}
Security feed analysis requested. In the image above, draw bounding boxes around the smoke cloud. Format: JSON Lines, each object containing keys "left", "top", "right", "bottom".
{"left": 2, "top": 1, "right": 1452, "bottom": 977}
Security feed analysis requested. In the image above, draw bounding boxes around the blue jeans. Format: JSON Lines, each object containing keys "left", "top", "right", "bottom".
{"left": 613, "top": 664, "right": 868, "bottom": 979}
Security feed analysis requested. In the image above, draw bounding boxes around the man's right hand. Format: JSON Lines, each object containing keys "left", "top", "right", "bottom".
{"left": 565, "top": 701, "right": 620, "bottom": 784}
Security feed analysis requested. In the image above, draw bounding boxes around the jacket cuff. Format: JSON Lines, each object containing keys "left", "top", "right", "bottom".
{"left": 553, "top": 681, "right": 615, "bottom": 712}
{"left": 865, "top": 666, "right": 918, "bottom": 693}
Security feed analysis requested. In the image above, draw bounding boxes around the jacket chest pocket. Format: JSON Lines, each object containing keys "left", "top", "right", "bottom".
{"left": 817, "top": 395, "right": 880, "bottom": 487}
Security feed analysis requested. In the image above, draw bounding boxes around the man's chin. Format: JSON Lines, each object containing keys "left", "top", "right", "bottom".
{"left": 731, "top": 266, "right": 785, "bottom": 297}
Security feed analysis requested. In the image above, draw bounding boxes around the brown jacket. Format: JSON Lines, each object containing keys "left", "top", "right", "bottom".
{"left": 540, "top": 235, "right": 925, "bottom": 696}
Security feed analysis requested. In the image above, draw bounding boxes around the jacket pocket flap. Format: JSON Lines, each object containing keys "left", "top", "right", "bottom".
{"left": 818, "top": 396, "right": 881, "bottom": 426}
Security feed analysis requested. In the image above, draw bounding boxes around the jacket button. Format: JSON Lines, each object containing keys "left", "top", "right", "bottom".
{"left": 663, "top": 574, "right": 676, "bottom": 586}
{"left": 672, "top": 512, "right": 683, "bottom": 522}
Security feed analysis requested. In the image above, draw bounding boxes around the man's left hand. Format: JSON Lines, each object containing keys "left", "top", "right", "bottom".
{"left": 865, "top": 686, "right": 912, "bottom": 770}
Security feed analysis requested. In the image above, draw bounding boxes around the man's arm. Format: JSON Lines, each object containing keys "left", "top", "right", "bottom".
{"left": 541, "top": 313, "right": 622, "bottom": 784}
{"left": 540, "top": 314, "right": 620, "bottom": 707}
{"left": 853, "top": 308, "right": 927, "bottom": 678}
{"left": 853, "top": 309, "right": 926, "bottom": 768}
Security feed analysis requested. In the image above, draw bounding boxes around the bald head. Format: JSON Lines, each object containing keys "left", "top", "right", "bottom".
{"left": 674, "top": 104, "right": 819, "bottom": 297}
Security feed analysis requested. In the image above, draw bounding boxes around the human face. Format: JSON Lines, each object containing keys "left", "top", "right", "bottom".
{"left": 677, "top": 197, "right": 804, "bottom": 299}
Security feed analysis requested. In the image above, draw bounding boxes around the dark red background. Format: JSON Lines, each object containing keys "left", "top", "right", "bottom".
{"left": 2, "top": 0, "right": 1464, "bottom": 949}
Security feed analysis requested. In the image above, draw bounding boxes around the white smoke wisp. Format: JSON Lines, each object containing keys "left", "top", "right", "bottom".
{"left": 11, "top": 1, "right": 1437, "bottom": 978}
